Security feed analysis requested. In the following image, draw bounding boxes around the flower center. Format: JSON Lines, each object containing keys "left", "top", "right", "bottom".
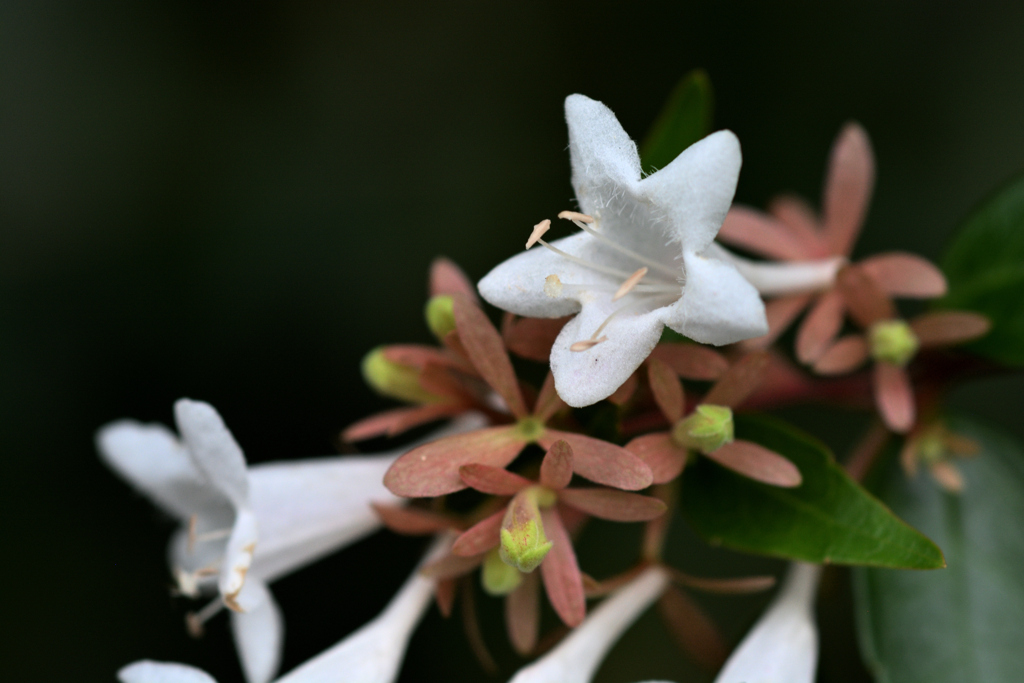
{"left": 869, "top": 319, "right": 919, "bottom": 367}
{"left": 526, "top": 212, "right": 683, "bottom": 352}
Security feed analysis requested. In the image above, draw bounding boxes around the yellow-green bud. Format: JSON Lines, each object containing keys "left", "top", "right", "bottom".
{"left": 481, "top": 548, "right": 522, "bottom": 595}
{"left": 869, "top": 320, "right": 919, "bottom": 367}
{"left": 361, "top": 347, "right": 440, "bottom": 404}
{"left": 672, "top": 404, "right": 734, "bottom": 454}
{"left": 499, "top": 486, "right": 555, "bottom": 573}
{"left": 424, "top": 295, "right": 456, "bottom": 341}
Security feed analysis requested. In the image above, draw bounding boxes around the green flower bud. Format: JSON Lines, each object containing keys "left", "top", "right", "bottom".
{"left": 361, "top": 347, "right": 440, "bottom": 404}
{"left": 672, "top": 404, "right": 734, "bottom": 454}
{"left": 499, "top": 487, "right": 555, "bottom": 573}
{"left": 424, "top": 295, "right": 456, "bottom": 341}
{"left": 481, "top": 547, "right": 522, "bottom": 596}
{"left": 869, "top": 320, "right": 919, "bottom": 367}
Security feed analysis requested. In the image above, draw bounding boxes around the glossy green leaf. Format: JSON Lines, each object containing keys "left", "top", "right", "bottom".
{"left": 939, "top": 174, "right": 1024, "bottom": 365}
{"left": 854, "top": 415, "right": 1024, "bottom": 682}
{"left": 639, "top": 69, "right": 714, "bottom": 175}
{"left": 682, "top": 415, "right": 944, "bottom": 569}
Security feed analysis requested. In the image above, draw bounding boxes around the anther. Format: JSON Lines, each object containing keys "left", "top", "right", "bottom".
{"left": 570, "top": 336, "right": 608, "bottom": 352}
{"left": 557, "top": 210, "right": 594, "bottom": 224}
{"left": 544, "top": 274, "right": 563, "bottom": 298}
{"left": 185, "top": 598, "right": 224, "bottom": 638}
{"left": 526, "top": 219, "right": 551, "bottom": 249}
{"left": 613, "top": 267, "right": 649, "bottom": 301}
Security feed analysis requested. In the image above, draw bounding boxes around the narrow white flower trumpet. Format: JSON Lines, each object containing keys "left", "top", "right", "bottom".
{"left": 98, "top": 398, "right": 483, "bottom": 683}
{"left": 508, "top": 566, "right": 670, "bottom": 683}
{"left": 116, "top": 536, "right": 450, "bottom": 683}
{"left": 478, "top": 94, "right": 768, "bottom": 407}
{"left": 713, "top": 562, "right": 822, "bottom": 683}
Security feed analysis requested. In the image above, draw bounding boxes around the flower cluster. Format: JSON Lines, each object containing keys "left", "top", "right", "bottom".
{"left": 102, "top": 89, "right": 993, "bottom": 683}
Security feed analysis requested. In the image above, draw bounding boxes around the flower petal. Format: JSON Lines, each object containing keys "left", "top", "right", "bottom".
{"left": 873, "top": 362, "right": 916, "bottom": 433}
{"left": 541, "top": 429, "right": 653, "bottom": 491}
{"left": 533, "top": 371, "right": 566, "bottom": 423}
{"left": 704, "top": 440, "right": 802, "bottom": 487}
{"left": 822, "top": 122, "right": 874, "bottom": 257}
{"left": 768, "top": 195, "right": 831, "bottom": 257}
{"left": 451, "top": 509, "right": 505, "bottom": 557}
{"left": 718, "top": 206, "right": 813, "bottom": 261}
{"left": 548, "top": 298, "right": 666, "bottom": 408}
{"left": 174, "top": 399, "right": 249, "bottom": 508}
{"left": 666, "top": 251, "right": 768, "bottom": 346}
{"left": 565, "top": 93, "right": 643, "bottom": 195}
{"left": 713, "top": 563, "right": 821, "bottom": 683}
{"left": 795, "top": 289, "right": 847, "bottom": 364}
{"left": 452, "top": 294, "right": 528, "bottom": 419}
{"left": 606, "top": 371, "right": 639, "bottom": 406}
{"left": 459, "top": 464, "right": 532, "bottom": 496}
{"left": 220, "top": 508, "right": 258, "bottom": 610}
{"left": 540, "top": 439, "right": 574, "bottom": 490}
{"left": 118, "top": 661, "right": 219, "bottom": 683}
{"left": 703, "top": 351, "right": 769, "bottom": 409}
{"left": 372, "top": 503, "right": 458, "bottom": 535}
{"left": 813, "top": 335, "right": 870, "bottom": 375}
{"left": 230, "top": 578, "right": 283, "bottom": 683}
{"left": 624, "top": 433, "right": 688, "bottom": 484}
{"left": 639, "top": 130, "right": 742, "bottom": 254}
{"left": 342, "top": 403, "right": 468, "bottom": 442}
{"left": 859, "top": 252, "right": 947, "bottom": 298}
{"left": 558, "top": 488, "right": 667, "bottom": 522}
{"left": 910, "top": 311, "right": 991, "bottom": 347}
{"left": 741, "top": 293, "right": 814, "bottom": 351}
{"left": 512, "top": 566, "right": 669, "bottom": 683}
{"left": 385, "top": 426, "right": 526, "bottom": 498}
{"left": 647, "top": 358, "right": 685, "bottom": 424}
{"left": 430, "top": 257, "right": 476, "bottom": 298}
{"left": 503, "top": 314, "right": 571, "bottom": 362}
{"left": 648, "top": 343, "right": 729, "bottom": 380}
{"left": 837, "top": 264, "right": 896, "bottom": 329}
{"left": 506, "top": 571, "right": 541, "bottom": 656}
{"left": 539, "top": 507, "right": 586, "bottom": 628}
{"left": 96, "top": 420, "right": 224, "bottom": 522}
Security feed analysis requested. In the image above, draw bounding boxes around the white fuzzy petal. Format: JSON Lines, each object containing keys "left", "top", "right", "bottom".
{"left": 639, "top": 130, "right": 741, "bottom": 253}
{"left": 118, "top": 661, "right": 219, "bottom": 683}
{"left": 550, "top": 301, "right": 667, "bottom": 407}
{"left": 566, "top": 94, "right": 642, "bottom": 194}
{"left": 231, "top": 579, "right": 283, "bottom": 683}
{"left": 274, "top": 538, "right": 449, "bottom": 683}
{"left": 667, "top": 251, "right": 768, "bottom": 345}
{"left": 714, "top": 563, "right": 821, "bottom": 683}
{"left": 509, "top": 567, "right": 669, "bottom": 683}
{"left": 220, "top": 508, "right": 259, "bottom": 608}
{"left": 175, "top": 399, "right": 250, "bottom": 508}
{"left": 96, "top": 420, "right": 225, "bottom": 521}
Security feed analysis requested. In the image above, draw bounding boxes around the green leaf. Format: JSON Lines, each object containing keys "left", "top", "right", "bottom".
{"left": 682, "top": 415, "right": 944, "bottom": 569}
{"left": 854, "top": 415, "right": 1024, "bottom": 682}
{"left": 939, "top": 173, "right": 1024, "bottom": 366}
{"left": 639, "top": 70, "right": 714, "bottom": 175}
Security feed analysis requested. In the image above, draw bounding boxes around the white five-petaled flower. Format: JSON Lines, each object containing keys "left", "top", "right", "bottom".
{"left": 478, "top": 94, "right": 768, "bottom": 407}
{"left": 713, "top": 562, "right": 822, "bottom": 683}
{"left": 508, "top": 566, "right": 670, "bottom": 683}
{"left": 98, "top": 398, "right": 484, "bottom": 683}
{"left": 117, "top": 536, "right": 450, "bottom": 683}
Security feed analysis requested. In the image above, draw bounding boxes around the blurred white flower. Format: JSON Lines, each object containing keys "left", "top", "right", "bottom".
{"left": 478, "top": 94, "right": 767, "bottom": 407}
{"left": 713, "top": 562, "right": 822, "bottom": 683}
{"left": 117, "top": 537, "right": 450, "bottom": 683}
{"left": 508, "top": 566, "right": 670, "bottom": 683}
{"left": 99, "top": 398, "right": 483, "bottom": 683}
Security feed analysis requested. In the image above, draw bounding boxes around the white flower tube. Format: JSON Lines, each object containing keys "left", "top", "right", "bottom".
{"left": 116, "top": 537, "right": 450, "bottom": 683}
{"left": 713, "top": 562, "right": 822, "bottom": 683}
{"left": 99, "top": 400, "right": 483, "bottom": 683}
{"left": 508, "top": 566, "right": 670, "bottom": 683}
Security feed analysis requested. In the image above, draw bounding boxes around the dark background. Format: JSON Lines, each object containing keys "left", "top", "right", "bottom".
{"left": 4, "top": 2, "right": 1024, "bottom": 681}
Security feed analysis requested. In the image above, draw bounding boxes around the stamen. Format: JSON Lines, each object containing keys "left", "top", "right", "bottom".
{"left": 185, "top": 598, "right": 224, "bottom": 638}
{"left": 526, "top": 219, "right": 551, "bottom": 249}
{"left": 544, "top": 274, "right": 563, "bottom": 298}
{"left": 570, "top": 336, "right": 608, "bottom": 352}
{"left": 193, "top": 529, "right": 232, "bottom": 543}
{"left": 557, "top": 211, "right": 681, "bottom": 280}
{"left": 557, "top": 210, "right": 594, "bottom": 224}
{"left": 613, "top": 267, "right": 649, "bottom": 301}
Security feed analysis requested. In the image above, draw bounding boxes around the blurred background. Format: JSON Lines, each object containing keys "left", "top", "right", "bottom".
{"left": 4, "top": 2, "right": 1024, "bottom": 681}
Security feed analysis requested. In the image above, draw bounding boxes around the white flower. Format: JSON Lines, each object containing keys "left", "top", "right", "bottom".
{"left": 98, "top": 398, "right": 483, "bottom": 683}
{"left": 508, "top": 566, "right": 669, "bottom": 683}
{"left": 713, "top": 562, "right": 822, "bottom": 683}
{"left": 116, "top": 537, "right": 450, "bottom": 683}
{"left": 478, "top": 94, "right": 768, "bottom": 407}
